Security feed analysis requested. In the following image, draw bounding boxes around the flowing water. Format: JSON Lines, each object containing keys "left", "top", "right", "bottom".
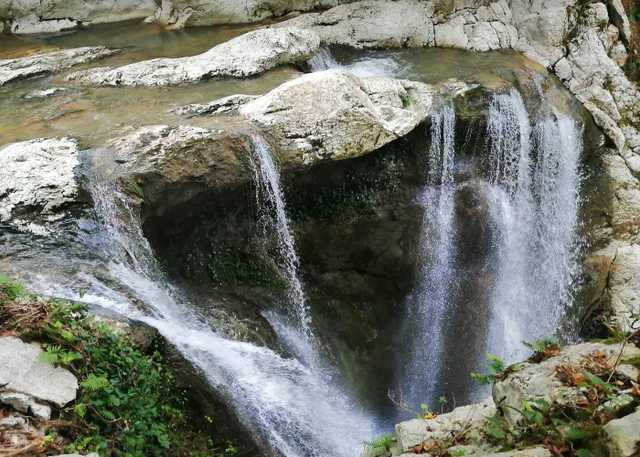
{"left": 40, "top": 152, "right": 376, "bottom": 457}
{"left": 249, "top": 135, "right": 312, "bottom": 346}
{"left": 401, "top": 104, "right": 458, "bottom": 406}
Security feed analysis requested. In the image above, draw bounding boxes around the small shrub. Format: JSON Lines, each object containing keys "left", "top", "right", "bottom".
{"left": 471, "top": 354, "right": 507, "bottom": 385}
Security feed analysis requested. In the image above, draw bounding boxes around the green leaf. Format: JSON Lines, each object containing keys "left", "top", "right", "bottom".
{"left": 81, "top": 374, "right": 111, "bottom": 391}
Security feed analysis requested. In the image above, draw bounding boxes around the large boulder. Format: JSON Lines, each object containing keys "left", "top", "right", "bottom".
{"left": 67, "top": 27, "right": 320, "bottom": 86}
{"left": 0, "top": 47, "right": 116, "bottom": 86}
{"left": 0, "top": 0, "right": 155, "bottom": 34}
{"left": 238, "top": 71, "right": 467, "bottom": 166}
{"left": 151, "top": 0, "right": 358, "bottom": 28}
{"left": 117, "top": 72, "right": 467, "bottom": 217}
{"left": 0, "top": 137, "right": 81, "bottom": 225}
{"left": 0, "top": 337, "right": 78, "bottom": 414}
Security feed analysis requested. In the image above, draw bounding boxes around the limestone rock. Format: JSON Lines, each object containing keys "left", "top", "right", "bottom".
{"left": 151, "top": 0, "right": 357, "bottom": 28}
{"left": 239, "top": 71, "right": 465, "bottom": 166}
{"left": 279, "top": 0, "right": 436, "bottom": 48}
{"left": 607, "top": 0, "right": 632, "bottom": 44}
{"left": 67, "top": 27, "right": 320, "bottom": 87}
{"left": 0, "top": 336, "right": 78, "bottom": 408}
{"left": 0, "top": 47, "right": 116, "bottom": 86}
{"left": 603, "top": 408, "right": 640, "bottom": 457}
{"left": 478, "top": 449, "right": 552, "bottom": 457}
{"left": 0, "top": 138, "right": 81, "bottom": 224}
{"left": 493, "top": 342, "right": 640, "bottom": 426}
{"left": 1, "top": 0, "right": 155, "bottom": 34}
{"left": 0, "top": 392, "right": 52, "bottom": 420}
{"left": 395, "top": 398, "right": 496, "bottom": 452}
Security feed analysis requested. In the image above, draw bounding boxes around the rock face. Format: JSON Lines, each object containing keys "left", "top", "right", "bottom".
{"left": 0, "top": 138, "right": 81, "bottom": 224}
{"left": 67, "top": 27, "right": 320, "bottom": 86}
{"left": 152, "top": 0, "right": 358, "bottom": 28}
{"left": 116, "top": 72, "right": 461, "bottom": 216}
{"left": 0, "top": 47, "right": 116, "bottom": 86}
{"left": 0, "top": 0, "right": 156, "bottom": 34}
{"left": 0, "top": 337, "right": 78, "bottom": 415}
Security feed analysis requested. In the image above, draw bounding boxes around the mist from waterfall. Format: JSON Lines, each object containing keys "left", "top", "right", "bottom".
{"left": 37, "top": 150, "right": 375, "bottom": 457}
{"left": 401, "top": 104, "right": 457, "bottom": 406}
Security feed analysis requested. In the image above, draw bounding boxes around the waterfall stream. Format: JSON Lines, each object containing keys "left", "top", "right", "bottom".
{"left": 401, "top": 104, "right": 457, "bottom": 406}
{"left": 249, "top": 135, "right": 312, "bottom": 341}
{"left": 402, "top": 89, "right": 583, "bottom": 408}
{"left": 37, "top": 149, "right": 375, "bottom": 457}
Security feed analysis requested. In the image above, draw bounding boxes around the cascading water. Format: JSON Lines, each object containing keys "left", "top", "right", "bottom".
{"left": 400, "top": 89, "right": 583, "bottom": 409}
{"left": 486, "top": 90, "right": 583, "bottom": 363}
{"left": 401, "top": 104, "right": 457, "bottom": 406}
{"left": 306, "top": 48, "right": 401, "bottom": 78}
{"left": 38, "top": 151, "right": 375, "bottom": 457}
{"left": 248, "top": 135, "right": 311, "bottom": 340}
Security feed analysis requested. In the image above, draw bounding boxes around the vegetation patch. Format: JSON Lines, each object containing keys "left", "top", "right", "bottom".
{"left": 0, "top": 276, "right": 238, "bottom": 457}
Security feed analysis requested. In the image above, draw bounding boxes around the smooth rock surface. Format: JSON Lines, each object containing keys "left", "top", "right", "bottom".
{"left": 173, "top": 94, "right": 259, "bottom": 117}
{"left": 0, "top": 336, "right": 78, "bottom": 407}
{"left": 0, "top": 47, "right": 116, "bottom": 86}
{"left": 0, "top": 138, "right": 81, "bottom": 224}
{"left": 493, "top": 342, "right": 640, "bottom": 426}
{"left": 395, "top": 398, "right": 496, "bottom": 452}
{"left": 239, "top": 71, "right": 469, "bottom": 166}
{"left": 67, "top": 27, "right": 320, "bottom": 86}
{"left": 603, "top": 408, "right": 640, "bottom": 457}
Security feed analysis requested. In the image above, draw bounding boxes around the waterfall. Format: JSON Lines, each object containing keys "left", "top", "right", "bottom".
{"left": 35, "top": 150, "right": 375, "bottom": 457}
{"left": 308, "top": 48, "right": 340, "bottom": 72}
{"left": 486, "top": 90, "right": 583, "bottom": 362}
{"left": 249, "top": 135, "right": 312, "bottom": 341}
{"left": 401, "top": 104, "right": 457, "bottom": 406}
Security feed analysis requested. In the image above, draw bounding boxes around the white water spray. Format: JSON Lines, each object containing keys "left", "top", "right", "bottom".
{"left": 249, "top": 135, "right": 312, "bottom": 341}
{"left": 402, "top": 104, "right": 457, "bottom": 405}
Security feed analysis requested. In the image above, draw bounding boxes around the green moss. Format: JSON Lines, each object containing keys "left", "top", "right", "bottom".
{"left": 207, "top": 248, "right": 287, "bottom": 290}
{"left": 0, "top": 279, "right": 237, "bottom": 457}
{"left": 621, "top": 355, "right": 640, "bottom": 369}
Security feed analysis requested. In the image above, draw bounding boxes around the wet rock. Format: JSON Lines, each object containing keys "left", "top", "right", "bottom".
{"left": 109, "top": 124, "right": 254, "bottom": 218}
{"left": 0, "top": 336, "right": 78, "bottom": 408}
{"left": 0, "top": 47, "right": 116, "bottom": 86}
{"left": 0, "top": 137, "right": 81, "bottom": 224}
{"left": 173, "top": 94, "right": 259, "bottom": 117}
{"left": 493, "top": 342, "right": 640, "bottom": 426}
{"left": 67, "top": 27, "right": 320, "bottom": 87}
{"left": 603, "top": 408, "right": 640, "bottom": 457}
{"left": 23, "top": 87, "right": 68, "bottom": 100}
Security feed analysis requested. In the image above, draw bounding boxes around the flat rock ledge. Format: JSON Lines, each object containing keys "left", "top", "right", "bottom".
{"left": 369, "top": 341, "right": 640, "bottom": 457}
{"left": 0, "top": 46, "right": 116, "bottom": 86}
{"left": 0, "top": 137, "right": 81, "bottom": 226}
{"left": 67, "top": 27, "right": 320, "bottom": 87}
{"left": 0, "top": 336, "right": 78, "bottom": 420}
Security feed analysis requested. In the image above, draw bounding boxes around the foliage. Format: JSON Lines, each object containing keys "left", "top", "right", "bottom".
{"left": 0, "top": 274, "right": 26, "bottom": 299}
{"left": 368, "top": 433, "right": 396, "bottom": 452}
{"left": 0, "top": 279, "right": 237, "bottom": 457}
{"left": 524, "top": 337, "right": 561, "bottom": 363}
{"left": 470, "top": 354, "right": 508, "bottom": 385}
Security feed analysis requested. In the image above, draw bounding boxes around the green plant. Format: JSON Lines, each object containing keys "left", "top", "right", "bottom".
{"left": 0, "top": 274, "right": 26, "bottom": 299}
{"left": 471, "top": 354, "right": 507, "bottom": 385}
{"left": 368, "top": 433, "right": 396, "bottom": 451}
{"left": 523, "top": 337, "right": 561, "bottom": 363}
{"left": 400, "top": 92, "right": 413, "bottom": 108}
